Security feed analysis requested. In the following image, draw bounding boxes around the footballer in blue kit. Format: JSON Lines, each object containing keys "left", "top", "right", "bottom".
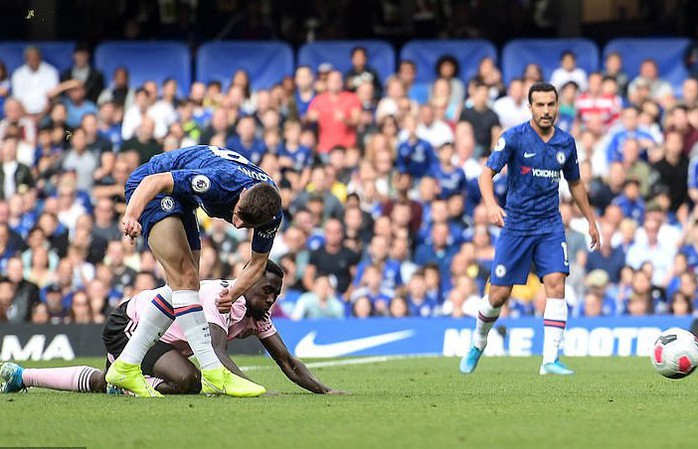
{"left": 460, "top": 83, "right": 599, "bottom": 377}
{"left": 105, "top": 144, "right": 282, "bottom": 398}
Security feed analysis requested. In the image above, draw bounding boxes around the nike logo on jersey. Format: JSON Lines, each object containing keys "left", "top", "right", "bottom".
{"left": 294, "top": 330, "right": 415, "bottom": 357}
{"left": 523, "top": 152, "right": 536, "bottom": 158}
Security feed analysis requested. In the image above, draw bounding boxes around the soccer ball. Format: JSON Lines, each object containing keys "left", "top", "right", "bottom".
{"left": 651, "top": 328, "right": 698, "bottom": 379}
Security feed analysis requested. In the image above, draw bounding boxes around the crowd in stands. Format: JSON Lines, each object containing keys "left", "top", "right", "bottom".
{"left": 1, "top": 40, "right": 698, "bottom": 325}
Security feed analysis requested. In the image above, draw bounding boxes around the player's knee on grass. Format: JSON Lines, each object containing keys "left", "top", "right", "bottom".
{"left": 90, "top": 371, "right": 107, "bottom": 393}
{"left": 173, "top": 370, "right": 201, "bottom": 394}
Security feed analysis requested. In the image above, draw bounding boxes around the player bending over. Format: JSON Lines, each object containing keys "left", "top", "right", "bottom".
{"left": 1, "top": 261, "right": 342, "bottom": 395}
{"left": 460, "top": 82, "right": 599, "bottom": 376}
{"left": 108, "top": 144, "right": 282, "bottom": 397}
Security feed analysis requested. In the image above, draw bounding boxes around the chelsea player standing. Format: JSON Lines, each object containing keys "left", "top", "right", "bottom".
{"left": 106, "top": 145, "right": 281, "bottom": 397}
{"left": 460, "top": 83, "right": 599, "bottom": 375}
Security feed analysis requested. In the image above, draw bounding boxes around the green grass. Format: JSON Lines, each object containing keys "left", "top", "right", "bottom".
{"left": 1, "top": 356, "right": 695, "bottom": 449}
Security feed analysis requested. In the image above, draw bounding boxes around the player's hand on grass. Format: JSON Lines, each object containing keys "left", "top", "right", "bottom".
{"left": 216, "top": 287, "right": 234, "bottom": 313}
{"left": 325, "top": 389, "right": 349, "bottom": 395}
{"left": 121, "top": 215, "right": 142, "bottom": 243}
{"left": 485, "top": 202, "right": 506, "bottom": 227}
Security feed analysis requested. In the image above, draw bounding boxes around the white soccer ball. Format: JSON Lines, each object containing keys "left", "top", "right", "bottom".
{"left": 651, "top": 327, "right": 698, "bottom": 379}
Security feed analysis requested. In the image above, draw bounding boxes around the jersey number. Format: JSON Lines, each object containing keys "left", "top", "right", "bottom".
{"left": 208, "top": 145, "right": 250, "bottom": 165}
{"left": 561, "top": 242, "right": 569, "bottom": 266}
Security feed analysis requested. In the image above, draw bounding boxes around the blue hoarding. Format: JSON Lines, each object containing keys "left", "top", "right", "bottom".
{"left": 274, "top": 316, "right": 696, "bottom": 358}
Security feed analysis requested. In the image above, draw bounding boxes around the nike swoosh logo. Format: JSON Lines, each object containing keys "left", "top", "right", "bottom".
{"left": 524, "top": 152, "right": 536, "bottom": 158}
{"left": 294, "top": 330, "right": 416, "bottom": 357}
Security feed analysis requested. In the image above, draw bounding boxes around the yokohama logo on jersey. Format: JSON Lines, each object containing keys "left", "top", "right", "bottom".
{"left": 521, "top": 166, "right": 560, "bottom": 180}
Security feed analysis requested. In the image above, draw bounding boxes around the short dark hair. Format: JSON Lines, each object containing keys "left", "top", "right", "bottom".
{"left": 265, "top": 259, "right": 284, "bottom": 279}
{"left": 436, "top": 55, "right": 460, "bottom": 77}
{"left": 528, "top": 82, "right": 558, "bottom": 104}
{"left": 238, "top": 183, "right": 281, "bottom": 227}
{"left": 351, "top": 46, "right": 367, "bottom": 57}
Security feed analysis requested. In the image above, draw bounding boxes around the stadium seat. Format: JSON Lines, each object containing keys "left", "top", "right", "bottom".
{"left": 501, "top": 38, "right": 599, "bottom": 85}
{"left": 400, "top": 39, "right": 498, "bottom": 85}
{"left": 196, "top": 41, "right": 294, "bottom": 91}
{"left": 0, "top": 41, "right": 75, "bottom": 73}
{"left": 298, "top": 40, "right": 395, "bottom": 84}
{"left": 604, "top": 38, "right": 692, "bottom": 94}
{"left": 94, "top": 41, "right": 191, "bottom": 94}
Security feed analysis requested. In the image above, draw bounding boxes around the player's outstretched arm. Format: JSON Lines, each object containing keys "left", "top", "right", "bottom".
{"left": 217, "top": 250, "right": 268, "bottom": 312}
{"left": 568, "top": 180, "right": 600, "bottom": 250}
{"left": 479, "top": 166, "right": 507, "bottom": 227}
{"left": 209, "top": 323, "right": 251, "bottom": 380}
{"left": 122, "top": 173, "right": 175, "bottom": 240}
{"left": 261, "top": 333, "right": 344, "bottom": 394}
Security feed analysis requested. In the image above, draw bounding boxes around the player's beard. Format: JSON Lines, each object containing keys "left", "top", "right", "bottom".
{"left": 535, "top": 112, "right": 556, "bottom": 130}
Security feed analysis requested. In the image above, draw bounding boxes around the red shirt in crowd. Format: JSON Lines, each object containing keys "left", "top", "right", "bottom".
{"left": 576, "top": 93, "right": 622, "bottom": 128}
{"left": 308, "top": 91, "right": 361, "bottom": 154}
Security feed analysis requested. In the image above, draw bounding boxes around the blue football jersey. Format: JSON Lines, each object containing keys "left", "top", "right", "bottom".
{"left": 147, "top": 145, "right": 281, "bottom": 252}
{"left": 486, "top": 122, "right": 580, "bottom": 234}
{"left": 430, "top": 164, "right": 467, "bottom": 199}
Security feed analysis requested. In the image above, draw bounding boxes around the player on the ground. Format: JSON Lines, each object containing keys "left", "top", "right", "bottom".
{"left": 1, "top": 261, "right": 342, "bottom": 395}
{"left": 460, "top": 82, "right": 599, "bottom": 376}
{"left": 106, "top": 144, "right": 282, "bottom": 397}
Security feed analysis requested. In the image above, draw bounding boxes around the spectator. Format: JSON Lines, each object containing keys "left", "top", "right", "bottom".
{"left": 397, "top": 60, "right": 421, "bottom": 103}
{"left": 307, "top": 70, "right": 361, "bottom": 157}
{"left": 611, "top": 178, "right": 645, "bottom": 223}
{"left": 585, "top": 220, "right": 626, "bottom": 283}
{"left": 0, "top": 60, "right": 9, "bottom": 118}
{"left": 60, "top": 43, "right": 105, "bottom": 104}
{"left": 121, "top": 87, "right": 167, "bottom": 141}
{"left": 492, "top": 78, "right": 530, "bottom": 130}
{"left": 226, "top": 115, "right": 266, "bottom": 165}
{"left": 416, "top": 103, "right": 453, "bottom": 150}
{"left": 80, "top": 113, "right": 111, "bottom": 154}
{"left": 11, "top": 46, "right": 59, "bottom": 116}
{"left": 602, "top": 51, "right": 629, "bottom": 97}
{"left": 0, "top": 98, "right": 37, "bottom": 149}
{"left": 354, "top": 234, "right": 403, "bottom": 291}
{"left": 627, "top": 59, "right": 674, "bottom": 107}
{"left": 414, "top": 222, "right": 457, "bottom": 287}
{"left": 653, "top": 131, "right": 688, "bottom": 212}
{"left": 575, "top": 73, "right": 622, "bottom": 129}
{"left": 435, "top": 55, "right": 466, "bottom": 107}
{"left": 5, "top": 255, "right": 39, "bottom": 322}
{"left": 670, "top": 291, "right": 693, "bottom": 316}
{"left": 429, "top": 77, "right": 461, "bottom": 123}
{"left": 98, "top": 67, "right": 135, "bottom": 110}
{"left": 682, "top": 78, "right": 698, "bottom": 109}
{"left": 350, "top": 263, "right": 394, "bottom": 314}
{"left": 459, "top": 81, "right": 500, "bottom": 155}
{"left": 292, "top": 275, "right": 344, "bottom": 319}
{"left": 581, "top": 269, "right": 617, "bottom": 316}
{"left": 104, "top": 240, "right": 137, "bottom": 294}
{"left": 522, "top": 63, "right": 544, "bottom": 84}
{"left": 626, "top": 209, "right": 676, "bottom": 288}
{"left": 0, "top": 138, "right": 34, "bottom": 199}
{"left": 351, "top": 295, "right": 374, "bottom": 318}
{"left": 624, "top": 270, "right": 654, "bottom": 316}
{"left": 605, "top": 107, "right": 657, "bottom": 164}
{"left": 67, "top": 290, "right": 92, "bottom": 324}
{"left": 31, "top": 302, "right": 49, "bottom": 324}
{"left": 388, "top": 295, "right": 410, "bottom": 318}
{"left": 344, "top": 46, "right": 382, "bottom": 98}
{"left": 293, "top": 65, "right": 315, "bottom": 119}
{"left": 44, "top": 283, "right": 67, "bottom": 323}
{"left": 619, "top": 138, "right": 653, "bottom": 197}
{"left": 430, "top": 143, "right": 466, "bottom": 200}
{"left": 550, "top": 50, "right": 588, "bottom": 92}
{"left": 395, "top": 114, "right": 436, "bottom": 180}
{"left": 293, "top": 167, "right": 344, "bottom": 222}
{"left": 304, "top": 219, "right": 360, "bottom": 296}
{"left": 665, "top": 105, "right": 698, "bottom": 156}
{"left": 62, "top": 127, "right": 98, "bottom": 191}
{"left": 474, "top": 56, "right": 505, "bottom": 101}
{"left": 54, "top": 80, "right": 98, "bottom": 129}
{"left": 121, "top": 116, "right": 162, "bottom": 165}
{"left": 405, "top": 269, "right": 438, "bottom": 317}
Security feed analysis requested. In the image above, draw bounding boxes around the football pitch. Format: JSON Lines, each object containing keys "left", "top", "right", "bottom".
{"left": 1, "top": 356, "right": 694, "bottom": 449}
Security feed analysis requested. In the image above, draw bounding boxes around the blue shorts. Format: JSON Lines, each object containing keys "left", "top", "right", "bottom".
{"left": 489, "top": 228, "right": 570, "bottom": 286}
{"left": 125, "top": 164, "right": 202, "bottom": 251}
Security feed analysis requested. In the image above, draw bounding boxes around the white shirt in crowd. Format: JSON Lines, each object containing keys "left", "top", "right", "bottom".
{"left": 11, "top": 62, "right": 59, "bottom": 114}
{"left": 120, "top": 105, "right": 169, "bottom": 140}
{"left": 550, "top": 67, "right": 588, "bottom": 92}
{"left": 492, "top": 96, "right": 531, "bottom": 130}
{"left": 398, "top": 120, "right": 454, "bottom": 149}
{"left": 2, "top": 160, "right": 18, "bottom": 198}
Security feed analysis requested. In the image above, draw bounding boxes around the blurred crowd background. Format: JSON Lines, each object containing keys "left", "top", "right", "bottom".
{"left": 1, "top": 0, "right": 698, "bottom": 325}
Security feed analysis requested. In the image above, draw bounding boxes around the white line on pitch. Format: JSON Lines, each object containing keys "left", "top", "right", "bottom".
{"left": 240, "top": 354, "right": 435, "bottom": 371}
